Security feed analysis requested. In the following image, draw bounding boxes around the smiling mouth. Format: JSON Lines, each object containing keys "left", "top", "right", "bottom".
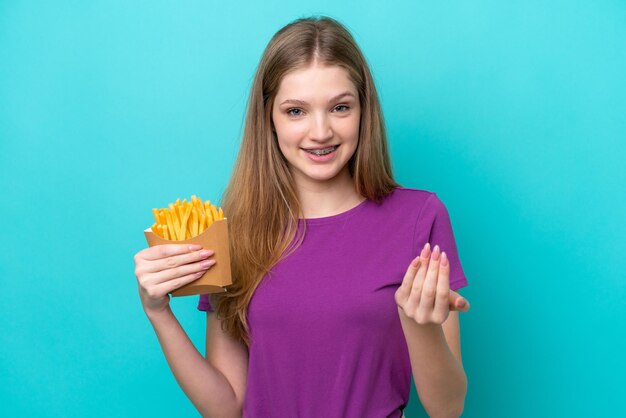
{"left": 302, "top": 145, "right": 340, "bottom": 156}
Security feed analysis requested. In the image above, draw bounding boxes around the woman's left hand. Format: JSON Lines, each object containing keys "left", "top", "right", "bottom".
{"left": 395, "top": 242, "right": 470, "bottom": 325}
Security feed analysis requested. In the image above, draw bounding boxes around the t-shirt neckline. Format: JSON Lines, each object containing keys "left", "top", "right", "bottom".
{"left": 297, "top": 198, "right": 370, "bottom": 226}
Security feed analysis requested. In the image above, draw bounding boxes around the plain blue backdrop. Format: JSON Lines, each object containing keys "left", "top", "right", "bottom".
{"left": 1, "top": 1, "right": 624, "bottom": 417}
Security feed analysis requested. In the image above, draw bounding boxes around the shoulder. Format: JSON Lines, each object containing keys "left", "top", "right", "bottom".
{"left": 362, "top": 187, "right": 444, "bottom": 226}
{"left": 381, "top": 186, "right": 440, "bottom": 211}
{"left": 377, "top": 187, "right": 453, "bottom": 226}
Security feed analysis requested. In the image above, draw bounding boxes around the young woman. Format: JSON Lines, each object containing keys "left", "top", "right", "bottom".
{"left": 134, "top": 16, "right": 471, "bottom": 418}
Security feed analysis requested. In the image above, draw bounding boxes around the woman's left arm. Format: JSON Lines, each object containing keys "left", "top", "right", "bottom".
{"left": 395, "top": 242, "right": 471, "bottom": 418}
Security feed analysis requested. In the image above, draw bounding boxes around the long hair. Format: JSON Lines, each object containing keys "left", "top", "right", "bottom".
{"left": 211, "top": 16, "right": 399, "bottom": 347}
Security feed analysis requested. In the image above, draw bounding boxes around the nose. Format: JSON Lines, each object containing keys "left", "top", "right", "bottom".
{"left": 309, "top": 111, "right": 333, "bottom": 142}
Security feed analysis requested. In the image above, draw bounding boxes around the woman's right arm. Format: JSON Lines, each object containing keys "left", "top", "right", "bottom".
{"left": 134, "top": 244, "right": 244, "bottom": 417}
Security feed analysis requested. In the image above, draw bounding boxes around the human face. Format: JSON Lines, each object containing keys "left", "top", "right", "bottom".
{"left": 271, "top": 63, "right": 361, "bottom": 190}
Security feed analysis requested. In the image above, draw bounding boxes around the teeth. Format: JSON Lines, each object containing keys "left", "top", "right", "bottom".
{"left": 306, "top": 146, "right": 337, "bottom": 156}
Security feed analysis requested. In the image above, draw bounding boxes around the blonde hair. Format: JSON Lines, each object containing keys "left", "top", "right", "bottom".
{"left": 211, "top": 15, "right": 398, "bottom": 347}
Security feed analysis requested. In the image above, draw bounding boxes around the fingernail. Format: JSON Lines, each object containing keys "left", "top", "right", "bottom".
{"left": 432, "top": 245, "right": 440, "bottom": 260}
{"left": 200, "top": 260, "right": 216, "bottom": 268}
{"left": 421, "top": 242, "right": 430, "bottom": 258}
{"left": 411, "top": 256, "right": 420, "bottom": 268}
{"left": 441, "top": 252, "right": 448, "bottom": 266}
{"left": 199, "top": 250, "right": 214, "bottom": 258}
{"left": 459, "top": 299, "right": 467, "bottom": 307}
{"left": 189, "top": 244, "right": 202, "bottom": 251}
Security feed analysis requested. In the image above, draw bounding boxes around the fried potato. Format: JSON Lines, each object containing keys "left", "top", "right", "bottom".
{"left": 150, "top": 196, "right": 224, "bottom": 240}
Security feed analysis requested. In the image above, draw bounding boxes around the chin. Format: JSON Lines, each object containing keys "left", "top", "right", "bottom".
{"left": 299, "top": 166, "right": 347, "bottom": 183}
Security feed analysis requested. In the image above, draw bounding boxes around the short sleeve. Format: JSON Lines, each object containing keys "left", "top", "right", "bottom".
{"left": 413, "top": 193, "right": 468, "bottom": 291}
{"left": 197, "top": 293, "right": 214, "bottom": 312}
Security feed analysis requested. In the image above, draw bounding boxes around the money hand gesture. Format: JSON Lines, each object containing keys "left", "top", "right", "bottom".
{"left": 395, "top": 243, "right": 470, "bottom": 325}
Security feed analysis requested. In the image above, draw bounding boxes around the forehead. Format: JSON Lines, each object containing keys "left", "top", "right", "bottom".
{"left": 275, "top": 64, "right": 357, "bottom": 99}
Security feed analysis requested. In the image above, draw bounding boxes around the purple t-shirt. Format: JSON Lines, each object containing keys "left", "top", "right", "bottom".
{"left": 198, "top": 187, "right": 468, "bottom": 417}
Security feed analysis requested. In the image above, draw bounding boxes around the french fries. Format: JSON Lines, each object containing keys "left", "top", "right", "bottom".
{"left": 150, "top": 195, "right": 225, "bottom": 240}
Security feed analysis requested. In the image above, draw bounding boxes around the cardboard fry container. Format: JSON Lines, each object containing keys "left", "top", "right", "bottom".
{"left": 143, "top": 219, "right": 232, "bottom": 297}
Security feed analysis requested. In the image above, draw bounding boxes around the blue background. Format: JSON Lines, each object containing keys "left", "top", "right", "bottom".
{"left": 1, "top": 1, "right": 624, "bottom": 417}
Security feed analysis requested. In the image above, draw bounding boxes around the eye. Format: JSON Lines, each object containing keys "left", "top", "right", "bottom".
{"left": 287, "top": 108, "right": 303, "bottom": 117}
{"left": 333, "top": 104, "right": 350, "bottom": 112}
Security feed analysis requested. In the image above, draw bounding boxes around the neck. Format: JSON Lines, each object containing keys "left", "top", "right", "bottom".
{"left": 294, "top": 167, "right": 365, "bottom": 219}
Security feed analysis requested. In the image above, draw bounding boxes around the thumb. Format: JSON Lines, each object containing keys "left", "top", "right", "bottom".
{"left": 449, "top": 291, "right": 470, "bottom": 312}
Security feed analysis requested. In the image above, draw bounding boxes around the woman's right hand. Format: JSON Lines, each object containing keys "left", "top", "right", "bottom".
{"left": 133, "top": 244, "right": 216, "bottom": 316}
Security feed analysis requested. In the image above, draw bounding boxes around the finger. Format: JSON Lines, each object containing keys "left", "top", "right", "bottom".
{"left": 418, "top": 244, "right": 441, "bottom": 313}
{"left": 449, "top": 290, "right": 470, "bottom": 312}
{"left": 145, "top": 248, "right": 215, "bottom": 274}
{"left": 145, "top": 258, "right": 216, "bottom": 286}
{"left": 153, "top": 268, "right": 210, "bottom": 295}
{"left": 458, "top": 299, "right": 470, "bottom": 311}
{"left": 410, "top": 243, "right": 432, "bottom": 309}
{"left": 140, "top": 244, "right": 203, "bottom": 261}
{"left": 433, "top": 251, "right": 451, "bottom": 321}
{"left": 396, "top": 255, "right": 421, "bottom": 304}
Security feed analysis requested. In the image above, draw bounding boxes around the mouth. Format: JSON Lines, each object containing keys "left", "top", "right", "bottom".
{"left": 301, "top": 145, "right": 340, "bottom": 156}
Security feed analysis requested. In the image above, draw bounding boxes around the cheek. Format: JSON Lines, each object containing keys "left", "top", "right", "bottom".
{"left": 276, "top": 123, "right": 306, "bottom": 146}
{"left": 275, "top": 135, "right": 292, "bottom": 159}
{"left": 275, "top": 128, "right": 300, "bottom": 157}
{"left": 339, "top": 116, "right": 360, "bottom": 143}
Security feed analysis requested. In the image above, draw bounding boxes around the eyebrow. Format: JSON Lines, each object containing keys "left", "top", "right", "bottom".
{"left": 279, "top": 91, "right": 356, "bottom": 106}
